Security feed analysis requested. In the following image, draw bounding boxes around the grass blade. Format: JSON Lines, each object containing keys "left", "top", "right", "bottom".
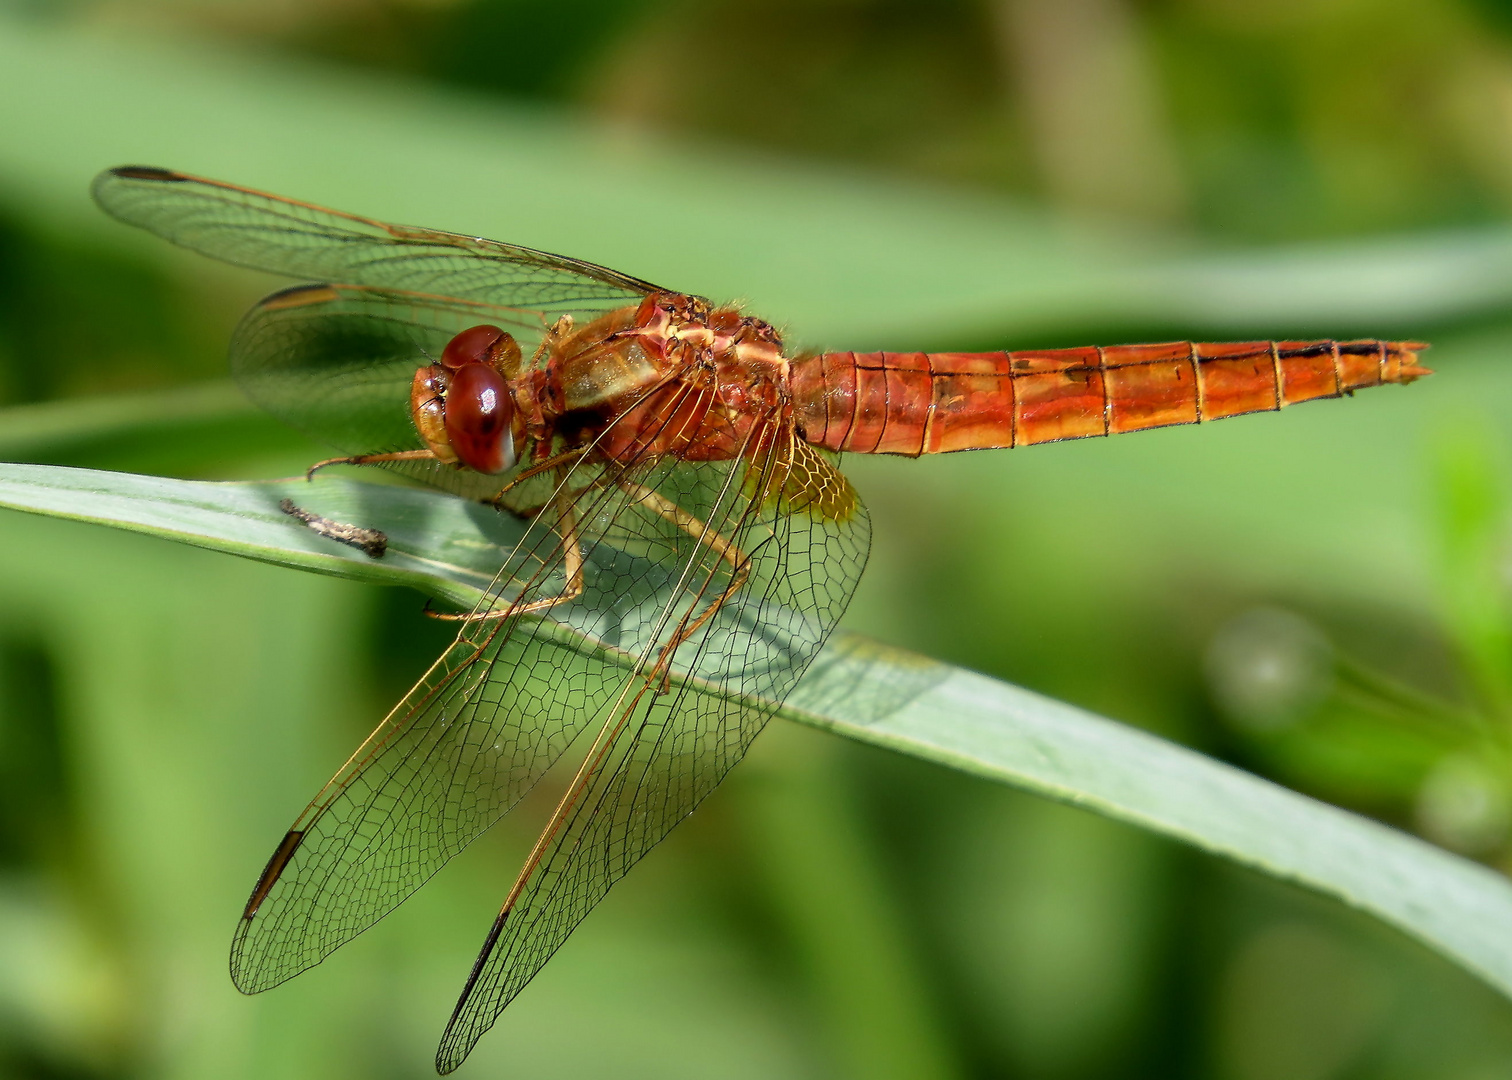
{"left": 1, "top": 461, "right": 1509, "bottom": 1005}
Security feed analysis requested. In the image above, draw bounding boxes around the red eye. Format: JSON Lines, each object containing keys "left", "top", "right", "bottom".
{"left": 443, "top": 363, "right": 517, "bottom": 475}
{"left": 442, "top": 325, "right": 506, "bottom": 370}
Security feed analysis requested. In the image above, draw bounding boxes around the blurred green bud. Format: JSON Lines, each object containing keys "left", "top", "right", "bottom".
{"left": 1205, "top": 607, "right": 1334, "bottom": 733}
{"left": 1416, "top": 753, "right": 1510, "bottom": 856}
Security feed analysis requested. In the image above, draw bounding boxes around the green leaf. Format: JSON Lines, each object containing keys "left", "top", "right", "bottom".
{"left": 0, "top": 463, "right": 512, "bottom": 609}
{"left": 2, "top": 461, "right": 1511, "bottom": 1006}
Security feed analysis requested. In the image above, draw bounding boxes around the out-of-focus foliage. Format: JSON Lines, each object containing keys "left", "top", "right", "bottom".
{"left": 73, "top": 0, "right": 1512, "bottom": 238}
{"left": 3, "top": 2, "right": 1512, "bottom": 1079}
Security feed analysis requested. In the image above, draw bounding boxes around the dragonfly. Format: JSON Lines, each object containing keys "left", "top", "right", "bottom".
{"left": 91, "top": 165, "right": 1431, "bottom": 1073}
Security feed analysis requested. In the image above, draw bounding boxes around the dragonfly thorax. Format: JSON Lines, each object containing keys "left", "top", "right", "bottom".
{"left": 541, "top": 291, "right": 791, "bottom": 465}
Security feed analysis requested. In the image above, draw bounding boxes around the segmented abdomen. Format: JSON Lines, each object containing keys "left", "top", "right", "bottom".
{"left": 789, "top": 339, "right": 1430, "bottom": 456}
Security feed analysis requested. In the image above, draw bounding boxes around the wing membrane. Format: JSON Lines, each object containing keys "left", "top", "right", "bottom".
{"left": 227, "top": 375, "right": 712, "bottom": 990}
{"left": 433, "top": 438, "right": 871, "bottom": 1072}
{"left": 229, "top": 453, "right": 649, "bottom": 992}
{"left": 92, "top": 166, "right": 659, "bottom": 317}
{"left": 227, "top": 382, "right": 871, "bottom": 1010}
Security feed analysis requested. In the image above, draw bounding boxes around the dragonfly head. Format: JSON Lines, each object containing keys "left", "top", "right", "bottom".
{"left": 411, "top": 325, "right": 522, "bottom": 475}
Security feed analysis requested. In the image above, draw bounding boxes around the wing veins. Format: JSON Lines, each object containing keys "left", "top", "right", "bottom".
{"left": 231, "top": 375, "right": 735, "bottom": 992}
{"left": 94, "top": 168, "right": 665, "bottom": 302}
{"left": 436, "top": 429, "right": 792, "bottom": 1062}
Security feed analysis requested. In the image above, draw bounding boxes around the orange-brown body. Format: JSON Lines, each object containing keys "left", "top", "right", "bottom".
{"left": 482, "top": 291, "right": 1430, "bottom": 469}
{"left": 790, "top": 338, "right": 1431, "bottom": 456}
{"left": 507, "top": 292, "right": 791, "bottom": 466}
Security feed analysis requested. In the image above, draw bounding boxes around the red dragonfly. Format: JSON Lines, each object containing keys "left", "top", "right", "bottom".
{"left": 92, "top": 166, "right": 1430, "bottom": 1072}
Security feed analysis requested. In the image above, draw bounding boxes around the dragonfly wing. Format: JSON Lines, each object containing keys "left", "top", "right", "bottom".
{"left": 229, "top": 390, "right": 868, "bottom": 1002}
{"left": 229, "top": 454, "right": 650, "bottom": 992}
{"left": 230, "top": 282, "right": 541, "bottom": 498}
{"left": 432, "top": 440, "right": 871, "bottom": 1073}
{"left": 92, "top": 166, "right": 660, "bottom": 317}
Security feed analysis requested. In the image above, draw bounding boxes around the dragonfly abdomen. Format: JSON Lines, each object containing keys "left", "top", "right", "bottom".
{"left": 790, "top": 339, "right": 1430, "bottom": 456}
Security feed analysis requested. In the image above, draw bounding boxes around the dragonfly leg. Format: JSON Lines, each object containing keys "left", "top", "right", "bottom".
{"left": 617, "top": 481, "right": 751, "bottom": 691}
{"left": 485, "top": 448, "right": 590, "bottom": 509}
{"left": 527, "top": 314, "right": 574, "bottom": 368}
{"left": 507, "top": 499, "right": 585, "bottom": 617}
{"left": 305, "top": 449, "right": 438, "bottom": 480}
{"left": 429, "top": 478, "right": 585, "bottom": 623}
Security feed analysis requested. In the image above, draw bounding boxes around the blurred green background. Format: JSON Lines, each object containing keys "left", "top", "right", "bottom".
{"left": 4, "top": 0, "right": 1512, "bottom": 1077}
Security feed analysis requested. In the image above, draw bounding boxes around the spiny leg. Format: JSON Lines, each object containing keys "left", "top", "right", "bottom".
{"left": 485, "top": 448, "right": 590, "bottom": 510}
{"left": 429, "top": 472, "right": 586, "bottom": 624}
{"left": 617, "top": 480, "right": 752, "bottom": 689}
{"left": 305, "top": 448, "right": 438, "bottom": 480}
{"left": 527, "top": 314, "right": 573, "bottom": 368}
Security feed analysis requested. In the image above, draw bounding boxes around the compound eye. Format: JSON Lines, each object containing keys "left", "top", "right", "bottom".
{"left": 442, "top": 325, "right": 506, "bottom": 370}
{"left": 410, "top": 364, "right": 458, "bottom": 465}
{"left": 443, "top": 363, "right": 517, "bottom": 475}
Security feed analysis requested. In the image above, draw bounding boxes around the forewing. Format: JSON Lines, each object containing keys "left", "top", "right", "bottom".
{"left": 230, "top": 282, "right": 537, "bottom": 498}
{"left": 433, "top": 440, "right": 871, "bottom": 1073}
{"left": 92, "top": 166, "right": 658, "bottom": 318}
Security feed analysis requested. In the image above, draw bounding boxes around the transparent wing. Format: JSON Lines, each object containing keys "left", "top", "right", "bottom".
{"left": 227, "top": 385, "right": 869, "bottom": 1010}
{"left": 229, "top": 282, "right": 542, "bottom": 498}
{"left": 433, "top": 437, "right": 871, "bottom": 1073}
{"left": 229, "top": 449, "right": 649, "bottom": 993}
{"left": 92, "top": 166, "right": 659, "bottom": 318}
